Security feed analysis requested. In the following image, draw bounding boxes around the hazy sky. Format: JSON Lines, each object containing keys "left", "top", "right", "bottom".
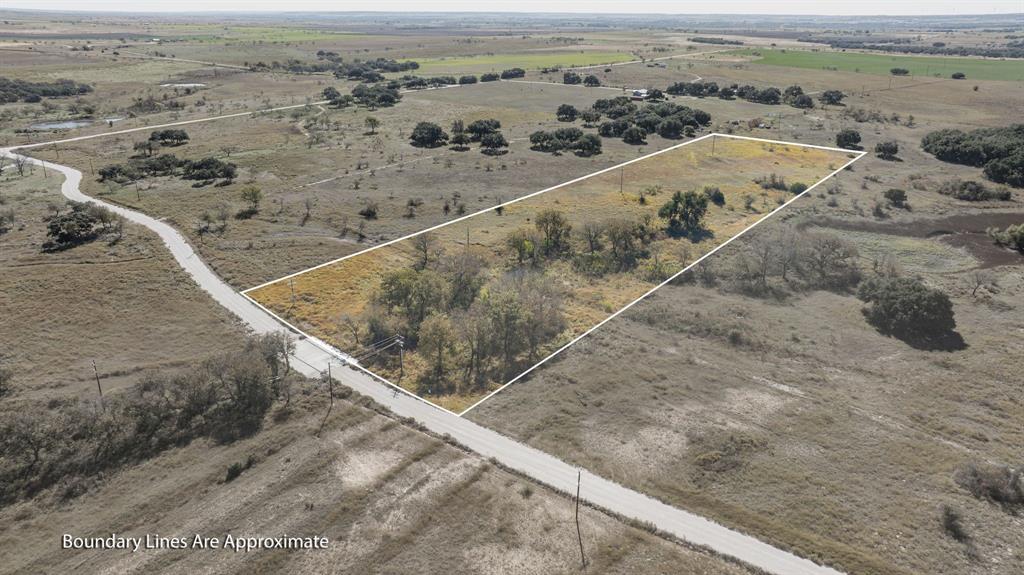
{"left": 4, "top": 1, "right": 1023, "bottom": 15}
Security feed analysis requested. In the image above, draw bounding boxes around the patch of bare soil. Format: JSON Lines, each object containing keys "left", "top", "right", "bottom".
{"left": 0, "top": 394, "right": 752, "bottom": 575}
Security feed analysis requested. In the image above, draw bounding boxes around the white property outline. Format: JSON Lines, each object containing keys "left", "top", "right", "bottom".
{"left": 241, "top": 133, "right": 866, "bottom": 416}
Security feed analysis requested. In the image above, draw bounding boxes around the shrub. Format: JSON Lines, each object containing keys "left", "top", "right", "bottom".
{"left": 875, "top": 141, "right": 899, "bottom": 160}
{"left": 883, "top": 188, "right": 908, "bottom": 208}
{"left": 954, "top": 462, "right": 1024, "bottom": 511}
{"left": 987, "top": 223, "right": 1024, "bottom": 251}
{"left": 703, "top": 186, "right": 725, "bottom": 206}
{"left": 563, "top": 71, "right": 581, "bottom": 85}
{"left": 951, "top": 72, "right": 966, "bottom": 79}
{"left": 939, "top": 504, "right": 970, "bottom": 543}
{"left": 938, "top": 179, "right": 1011, "bottom": 201}
{"left": 499, "top": 68, "right": 525, "bottom": 79}
{"left": 458, "top": 75, "right": 477, "bottom": 85}
{"left": 788, "top": 182, "right": 808, "bottom": 194}
{"left": 480, "top": 73, "right": 500, "bottom": 82}
{"left": 836, "top": 128, "right": 862, "bottom": 149}
{"left": 358, "top": 202, "right": 379, "bottom": 219}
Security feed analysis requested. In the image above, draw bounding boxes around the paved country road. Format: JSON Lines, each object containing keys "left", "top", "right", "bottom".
{"left": 1, "top": 146, "right": 845, "bottom": 575}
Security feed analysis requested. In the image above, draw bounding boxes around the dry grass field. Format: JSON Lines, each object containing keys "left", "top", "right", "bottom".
{"left": 0, "top": 167, "right": 246, "bottom": 402}
{"left": 468, "top": 185, "right": 1024, "bottom": 575}
{"left": 0, "top": 389, "right": 753, "bottom": 575}
{"left": 247, "top": 136, "right": 852, "bottom": 411}
{"left": 3, "top": 10, "right": 1024, "bottom": 575}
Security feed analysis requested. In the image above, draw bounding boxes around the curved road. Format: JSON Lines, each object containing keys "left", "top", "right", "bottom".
{"left": 1, "top": 142, "right": 843, "bottom": 575}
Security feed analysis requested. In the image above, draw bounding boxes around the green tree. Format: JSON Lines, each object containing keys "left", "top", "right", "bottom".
{"left": 819, "top": 90, "right": 845, "bottom": 106}
{"left": 364, "top": 116, "right": 380, "bottom": 134}
{"left": 534, "top": 209, "right": 572, "bottom": 256}
{"left": 240, "top": 185, "right": 262, "bottom": 212}
{"left": 858, "top": 277, "right": 956, "bottom": 343}
{"left": 410, "top": 122, "right": 448, "bottom": 148}
{"left": 658, "top": 190, "right": 708, "bottom": 235}
{"left": 480, "top": 131, "right": 509, "bottom": 155}
{"left": 573, "top": 133, "right": 602, "bottom": 156}
{"left": 417, "top": 312, "right": 457, "bottom": 393}
{"left": 622, "top": 126, "right": 646, "bottom": 145}
{"left": 556, "top": 104, "right": 578, "bottom": 122}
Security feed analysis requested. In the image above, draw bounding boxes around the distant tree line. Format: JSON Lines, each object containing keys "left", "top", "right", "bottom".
{"left": 688, "top": 37, "right": 744, "bottom": 45}
{"left": 0, "top": 77, "right": 92, "bottom": 104}
{"left": 922, "top": 125, "right": 1024, "bottom": 187}
{"left": 249, "top": 54, "right": 419, "bottom": 81}
{"left": 667, "top": 81, "right": 823, "bottom": 109}
{"left": 802, "top": 38, "right": 1024, "bottom": 59}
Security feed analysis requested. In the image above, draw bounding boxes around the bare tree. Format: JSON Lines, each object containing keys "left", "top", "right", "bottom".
{"left": 337, "top": 314, "right": 361, "bottom": 346}
{"left": 578, "top": 221, "right": 605, "bottom": 253}
{"left": 967, "top": 270, "right": 993, "bottom": 297}
{"left": 412, "top": 232, "right": 438, "bottom": 270}
{"left": 13, "top": 155, "right": 29, "bottom": 177}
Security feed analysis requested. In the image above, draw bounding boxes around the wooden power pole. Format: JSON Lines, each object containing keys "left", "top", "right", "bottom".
{"left": 575, "top": 470, "right": 587, "bottom": 570}
{"left": 92, "top": 360, "right": 104, "bottom": 411}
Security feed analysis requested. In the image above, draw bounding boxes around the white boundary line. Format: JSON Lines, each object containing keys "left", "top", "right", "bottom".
{"left": 460, "top": 147, "right": 866, "bottom": 415}
{"left": 242, "top": 133, "right": 865, "bottom": 416}
{"left": 243, "top": 133, "right": 855, "bottom": 294}
{"left": 239, "top": 290, "right": 467, "bottom": 418}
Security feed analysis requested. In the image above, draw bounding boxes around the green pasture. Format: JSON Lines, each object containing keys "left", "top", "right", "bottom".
{"left": 730, "top": 48, "right": 1024, "bottom": 82}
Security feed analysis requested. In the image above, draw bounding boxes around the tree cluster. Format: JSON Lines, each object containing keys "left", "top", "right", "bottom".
{"left": 98, "top": 154, "right": 236, "bottom": 185}
{"left": 921, "top": 125, "right": 1024, "bottom": 187}
{"left": 0, "top": 335, "right": 294, "bottom": 504}
{"left": 725, "top": 229, "right": 862, "bottom": 296}
{"left": 42, "top": 201, "right": 123, "bottom": 251}
{"left": 148, "top": 129, "right": 190, "bottom": 147}
{"left": 591, "top": 97, "right": 711, "bottom": 144}
{"left": 350, "top": 83, "right": 402, "bottom": 108}
{"left": 0, "top": 77, "right": 92, "bottom": 104}
{"left": 529, "top": 128, "right": 602, "bottom": 156}
{"left": 365, "top": 240, "right": 566, "bottom": 395}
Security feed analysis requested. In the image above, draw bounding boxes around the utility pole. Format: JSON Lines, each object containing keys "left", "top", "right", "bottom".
{"left": 92, "top": 360, "right": 104, "bottom": 411}
{"left": 289, "top": 278, "right": 297, "bottom": 309}
{"left": 619, "top": 167, "right": 623, "bottom": 194}
{"left": 317, "top": 362, "right": 335, "bottom": 437}
{"left": 711, "top": 133, "right": 716, "bottom": 156}
{"left": 397, "top": 335, "right": 405, "bottom": 380}
{"left": 575, "top": 470, "right": 586, "bottom": 570}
